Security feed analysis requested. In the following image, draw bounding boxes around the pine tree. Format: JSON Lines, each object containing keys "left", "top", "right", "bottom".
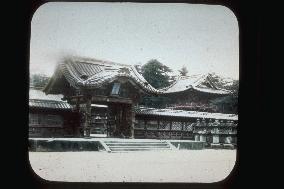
{"left": 141, "top": 59, "right": 172, "bottom": 89}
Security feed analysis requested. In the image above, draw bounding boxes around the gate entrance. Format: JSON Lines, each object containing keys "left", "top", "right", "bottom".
{"left": 86, "top": 99, "right": 134, "bottom": 138}
{"left": 90, "top": 104, "right": 108, "bottom": 137}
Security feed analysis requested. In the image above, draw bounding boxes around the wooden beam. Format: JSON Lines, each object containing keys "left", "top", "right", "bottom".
{"left": 67, "top": 95, "right": 86, "bottom": 104}
{"left": 91, "top": 95, "right": 132, "bottom": 104}
{"left": 67, "top": 95, "right": 133, "bottom": 105}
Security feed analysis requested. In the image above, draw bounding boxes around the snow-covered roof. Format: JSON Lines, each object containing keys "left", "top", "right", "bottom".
{"left": 44, "top": 56, "right": 161, "bottom": 95}
{"left": 160, "top": 74, "right": 230, "bottom": 95}
{"left": 29, "top": 89, "right": 72, "bottom": 110}
{"left": 91, "top": 104, "right": 108, "bottom": 108}
{"left": 30, "top": 88, "right": 64, "bottom": 101}
{"left": 44, "top": 56, "right": 232, "bottom": 97}
{"left": 135, "top": 107, "right": 238, "bottom": 121}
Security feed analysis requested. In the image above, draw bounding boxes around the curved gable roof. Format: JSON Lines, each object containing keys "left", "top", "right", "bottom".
{"left": 44, "top": 56, "right": 232, "bottom": 96}
{"left": 160, "top": 74, "right": 230, "bottom": 95}
{"left": 44, "top": 57, "right": 162, "bottom": 95}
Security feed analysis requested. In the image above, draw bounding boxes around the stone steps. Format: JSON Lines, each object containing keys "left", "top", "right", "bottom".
{"left": 102, "top": 140, "right": 175, "bottom": 152}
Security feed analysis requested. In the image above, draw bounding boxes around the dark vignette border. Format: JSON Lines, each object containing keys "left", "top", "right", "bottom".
{"left": 13, "top": 0, "right": 262, "bottom": 188}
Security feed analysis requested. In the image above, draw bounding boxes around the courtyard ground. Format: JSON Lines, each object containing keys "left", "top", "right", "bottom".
{"left": 29, "top": 149, "right": 236, "bottom": 183}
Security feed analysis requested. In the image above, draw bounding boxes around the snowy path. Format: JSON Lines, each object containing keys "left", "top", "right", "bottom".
{"left": 29, "top": 149, "right": 236, "bottom": 183}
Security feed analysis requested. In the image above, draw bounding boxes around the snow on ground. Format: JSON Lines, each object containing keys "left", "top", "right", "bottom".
{"left": 29, "top": 149, "right": 236, "bottom": 183}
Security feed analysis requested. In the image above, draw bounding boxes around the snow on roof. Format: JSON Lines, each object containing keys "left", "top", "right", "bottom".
{"left": 91, "top": 104, "right": 108, "bottom": 108}
{"left": 44, "top": 56, "right": 161, "bottom": 94}
{"left": 30, "top": 88, "right": 64, "bottom": 101}
{"left": 160, "top": 74, "right": 230, "bottom": 95}
{"left": 29, "top": 100, "right": 72, "bottom": 110}
{"left": 29, "top": 89, "right": 72, "bottom": 110}
{"left": 192, "top": 86, "right": 230, "bottom": 94}
{"left": 135, "top": 107, "right": 238, "bottom": 120}
{"left": 161, "top": 75, "right": 203, "bottom": 93}
{"left": 222, "top": 77, "right": 235, "bottom": 85}
{"left": 44, "top": 56, "right": 232, "bottom": 96}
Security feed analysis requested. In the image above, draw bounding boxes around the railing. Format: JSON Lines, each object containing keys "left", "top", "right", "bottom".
{"left": 134, "top": 118, "right": 196, "bottom": 139}
{"left": 134, "top": 118, "right": 237, "bottom": 140}
{"left": 134, "top": 128, "right": 194, "bottom": 140}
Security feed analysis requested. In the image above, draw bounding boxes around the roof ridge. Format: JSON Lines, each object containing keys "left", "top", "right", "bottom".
{"left": 160, "top": 74, "right": 204, "bottom": 92}
{"left": 70, "top": 56, "right": 131, "bottom": 67}
{"left": 29, "top": 99, "right": 68, "bottom": 103}
{"left": 191, "top": 74, "right": 207, "bottom": 87}
{"left": 159, "top": 77, "right": 180, "bottom": 91}
{"left": 180, "top": 74, "right": 202, "bottom": 79}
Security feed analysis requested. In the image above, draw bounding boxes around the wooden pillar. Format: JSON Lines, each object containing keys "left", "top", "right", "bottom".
{"left": 157, "top": 120, "right": 160, "bottom": 139}
{"left": 83, "top": 96, "right": 92, "bottom": 137}
{"left": 181, "top": 122, "right": 184, "bottom": 139}
{"left": 130, "top": 104, "right": 135, "bottom": 139}
{"left": 75, "top": 96, "right": 80, "bottom": 112}
{"left": 144, "top": 120, "right": 147, "bottom": 138}
{"left": 170, "top": 121, "right": 172, "bottom": 139}
{"left": 157, "top": 120, "right": 160, "bottom": 130}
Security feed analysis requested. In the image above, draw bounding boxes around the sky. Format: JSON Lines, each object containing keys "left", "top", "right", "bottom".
{"left": 30, "top": 2, "right": 239, "bottom": 79}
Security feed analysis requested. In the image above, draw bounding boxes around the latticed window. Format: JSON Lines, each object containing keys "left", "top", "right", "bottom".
{"left": 171, "top": 121, "right": 182, "bottom": 130}
{"left": 184, "top": 122, "right": 193, "bottom": 131}
{"left": 146, "top": 120, "right": 158, "bottom": 130}
{"left": 134, "top": 120, "right": 144, "bottom": 129}
{"left": 44, "top": 114, "right": 64, "bottom": 127}
{"left": 29, "top": 113, "right": 40, "bottom": 125}
{"left": 29, "top": 113, "right": 63, "bottom": 127}
{"left": 159, "top": 121, "right": 171, "bottom": 130}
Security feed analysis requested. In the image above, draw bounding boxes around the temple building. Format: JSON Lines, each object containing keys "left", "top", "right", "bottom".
{"left": 29, "top": 88, "right": 80, "bottom": 137}
{"left": 29, "top": 56, "right": 238, "bottom": 147}
{"left": 160, "top": 74, "right": 231, "bottom": 112}
{"left": 134, "top": 107, "right": 237, "bottom": 147}
{"left": 43, "top": 56, "right": 162, "bottom": 138}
